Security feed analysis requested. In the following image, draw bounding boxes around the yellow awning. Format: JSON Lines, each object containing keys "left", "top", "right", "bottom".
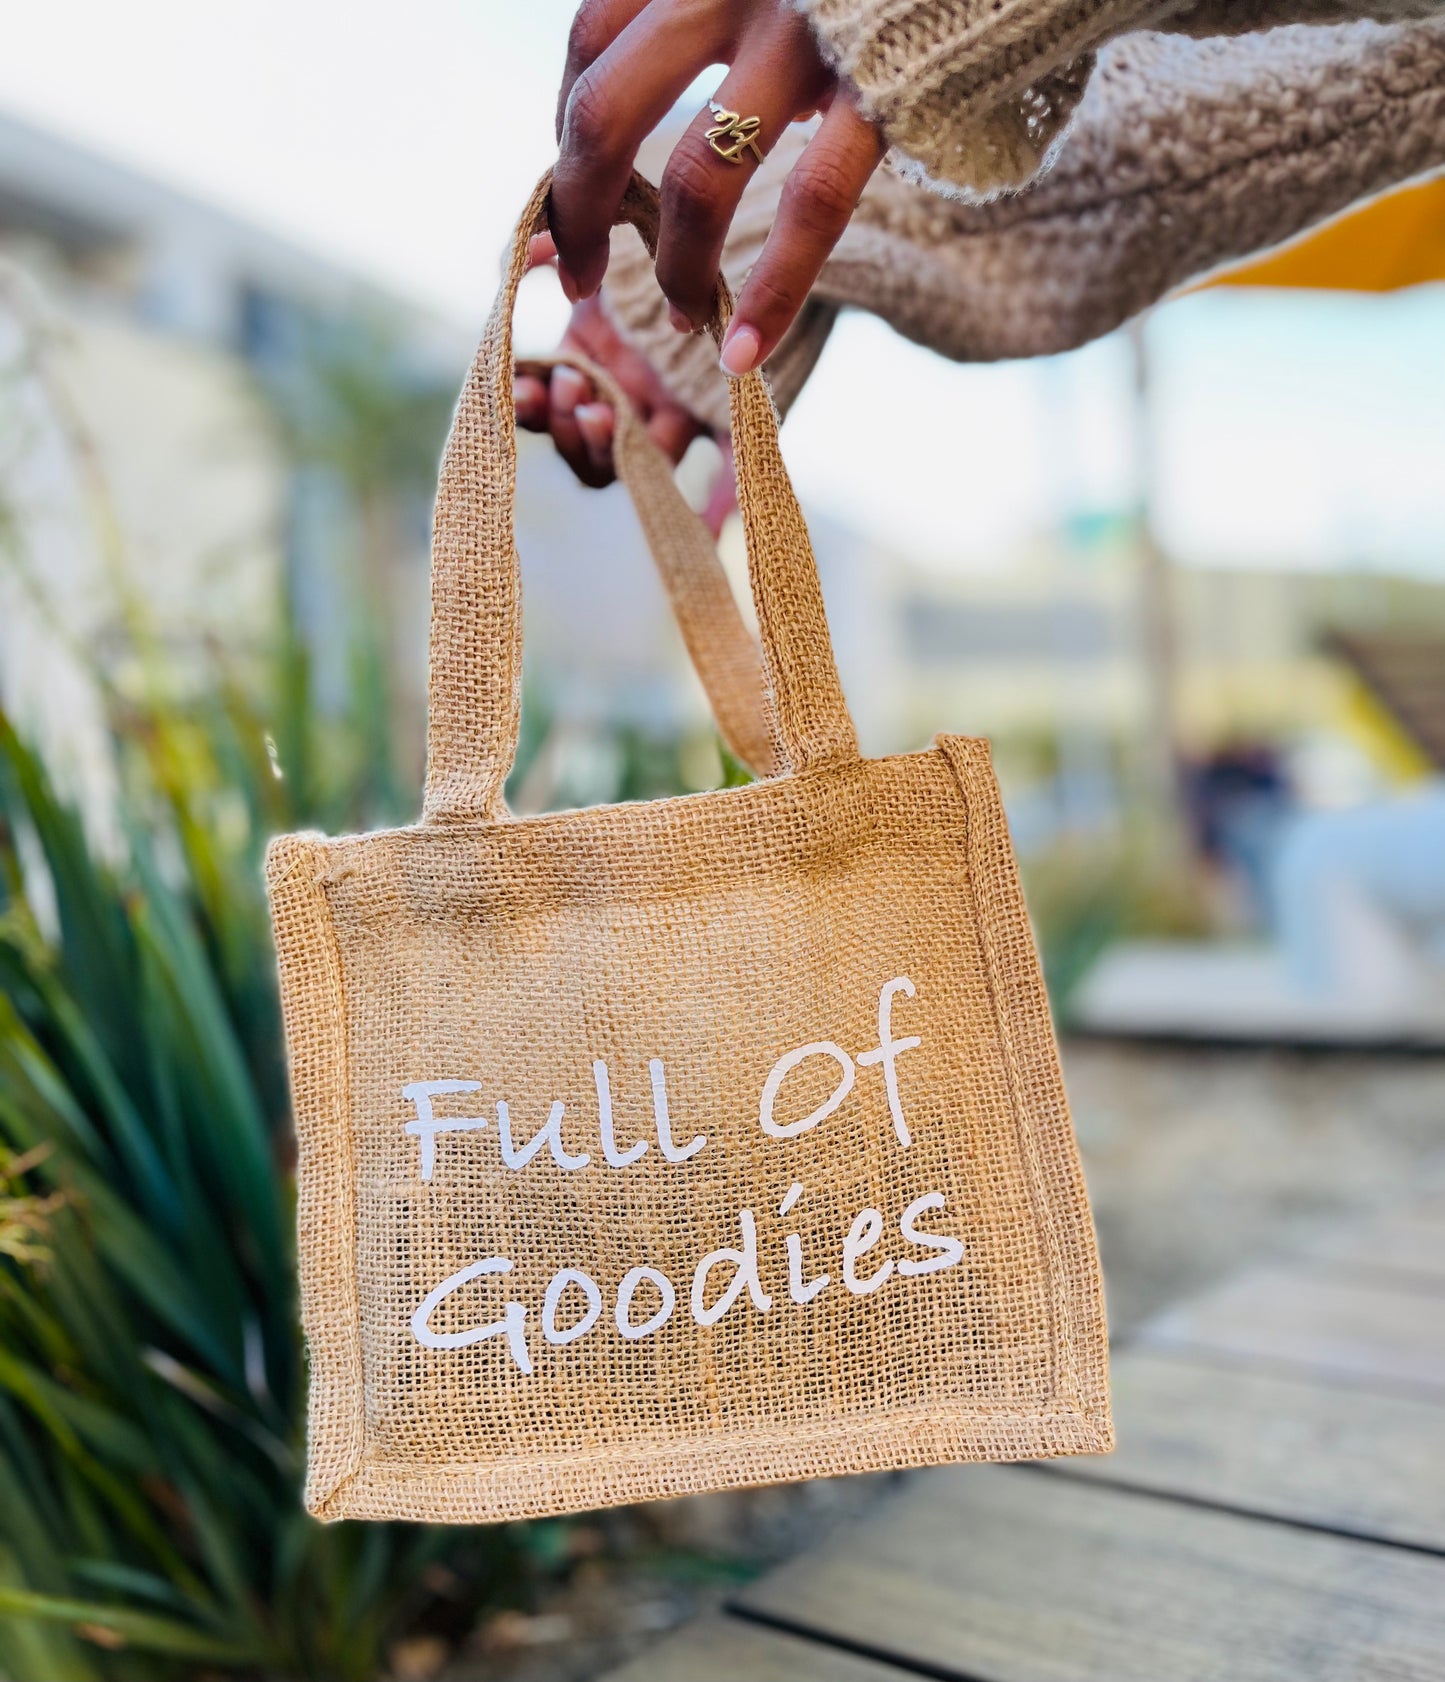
{"left": 1209, "top": 174, "right": 1445, "bottom": 293}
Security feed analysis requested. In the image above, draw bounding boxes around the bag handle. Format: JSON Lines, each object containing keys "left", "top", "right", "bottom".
{"left": 514, "top": 350, "right": 778, "bottom": 780}
{"left": 423, "top": 169, "right": 857, "bottom": 824}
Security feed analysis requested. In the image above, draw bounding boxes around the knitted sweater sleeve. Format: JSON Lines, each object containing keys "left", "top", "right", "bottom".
{"left": 795, "top": 0, "right": 1445, "bottom": 198}
{"left": 600, "top": 17, "right": 1445, "bottom": 434}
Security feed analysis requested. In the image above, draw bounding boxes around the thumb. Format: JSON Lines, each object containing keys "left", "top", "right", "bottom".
{"left": 702, "top": 436, "right": 738, "bottom": 540}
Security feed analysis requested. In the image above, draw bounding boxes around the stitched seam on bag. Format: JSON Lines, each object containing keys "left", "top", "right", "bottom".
{"left": 365, "top": 1401, "right": 1098, "bottom": 1476}
{"left": 406, "top": 752, "right": 904, "bottom": 842}
{"left": 267, "top": 840, "right": 359, "bottom": 1514}
{"left": 338, "top": 1404, "right": 1107, "bottom": 1515}
{"left": 965, "top": 739, "right": 1081, "bottom": 1407}
{"left": 937, "top": 736, "right": 1080, "bottom": 1411}
{"left": 302, "top": 856, "right": 371, "bottom": 1515}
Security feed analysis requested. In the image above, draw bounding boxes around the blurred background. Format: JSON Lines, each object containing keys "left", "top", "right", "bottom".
{"left": 0, "top": 4, "right": 1442, "bottom": 1680}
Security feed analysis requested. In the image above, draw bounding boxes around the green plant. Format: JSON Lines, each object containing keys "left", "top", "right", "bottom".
{"left": 0, "top": 276, "right": 726, "bottom": 1676}
{"left": 263, "top": 313, "right": 459, "bottom": 824}
{"left": 0, "top": 651, "right": 743, "bottom": 1679}
{"left": 0, "top": 686, "right": 539, "bottom": 1679}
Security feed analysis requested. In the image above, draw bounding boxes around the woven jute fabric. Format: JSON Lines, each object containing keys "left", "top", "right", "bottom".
{"left": 267, "top": 171, "right": 1111, "bottom": 1524}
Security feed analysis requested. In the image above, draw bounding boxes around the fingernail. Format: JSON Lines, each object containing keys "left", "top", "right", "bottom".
{"left": 513, "top": 377, "right": 542, "bottom": 421}
{"left": 551, "top": 366, "right": 588, "bottom": 415}
{"left": 667, "top": 303, "right": 694, "bottom": 335}
{"left": 556, "top": 261, "right": 580, "bottom": 304}
{"left": 719, "top": 323, "right": 762, "bottom": 378}
{"left": 576, "top": 402, "right": 614, "bottom": 449}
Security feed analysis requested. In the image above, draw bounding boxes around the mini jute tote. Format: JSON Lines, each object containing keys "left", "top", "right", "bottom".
{"left": 266, "top": 171, "right": 1112, "bottom": 1524}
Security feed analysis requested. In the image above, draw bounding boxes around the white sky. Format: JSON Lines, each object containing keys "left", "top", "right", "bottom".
{"left": 4, "top": 0, "right": 1444, "bottom": 577}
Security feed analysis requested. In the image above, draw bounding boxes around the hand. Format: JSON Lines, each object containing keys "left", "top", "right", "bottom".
{"left": 514, "top": 238, "right": 737, "bottom": 532}
{"left": 551, "top": 0, "right": 885, "bottom": 378}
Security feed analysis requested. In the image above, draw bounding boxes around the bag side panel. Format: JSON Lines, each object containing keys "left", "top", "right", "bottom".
{"left": 936, "top": 734, "right": 1112, "bottom": 1437}
{"left": 265, "top": 833, "right": 369, "bottom": 1517}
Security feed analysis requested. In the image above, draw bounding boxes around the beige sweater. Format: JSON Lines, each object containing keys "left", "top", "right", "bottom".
{"left": 797, "top": 0, "right": 1442, "bottom": 198}
{"left": 601, "top": 7, "right": 1445, "bottom": 432}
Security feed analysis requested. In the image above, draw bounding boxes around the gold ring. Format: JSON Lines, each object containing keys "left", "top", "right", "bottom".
{"left": 705, "top": 100, "right": 764, "bottom": 166}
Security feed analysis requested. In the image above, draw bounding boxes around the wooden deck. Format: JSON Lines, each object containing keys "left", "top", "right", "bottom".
{"left": 602, "top": 1190, "right": 1445, "bottom": 1681}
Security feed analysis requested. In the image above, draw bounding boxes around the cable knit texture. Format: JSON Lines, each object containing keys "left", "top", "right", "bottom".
{"left": 793, "top": 0, "right": 1445, "bottom": 196}
{"left": 602, "top": 16, "right": 1445, "bottom": 434}
{"left": 795, "top": 0, "right": 1139, "bottom": 197}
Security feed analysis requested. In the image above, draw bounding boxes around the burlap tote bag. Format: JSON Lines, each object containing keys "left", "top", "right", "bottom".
{"left": 267, "top": 172, "right": 1112, "bottom": 1524}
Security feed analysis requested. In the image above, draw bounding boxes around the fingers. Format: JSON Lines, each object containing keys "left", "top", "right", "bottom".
{"left": 513, "top": 285, "right": 712, "bottom": 486}
{"left": 647, "top": 405, "right": 703, "bottom": 466}
{"left": 514, "top": 373, "right": 549, "bottom": 432}
{"left": 547, "top": 365, "right": 614, "bottom": 488}
{"left": 519, "top": 376, "right": 697, "bottom": 484}
{"left": 556, "top": 0, "right": 650, "bottom": 139}
{"left": 552, "top": 1, "right": 730, "bottom": 302}
{"left": 720, "top": 93, "right": 884, "bottom": 377}
{"left": 575, "top": 402, "right": 616, "bottom": 478}
{"left": 526, "top": 231, "right": 558, "bottom": 273}
{"left": 514, "top": 367, "right": 614, "bottom": 479}
{"left": 564, "top": 294, "right": 671, "bottom": 432}
{"left": 701, "top": 436, "right": 738, "bottom": 539}
{"left": 653, "top": 12, "right": 831, "bottom": 331}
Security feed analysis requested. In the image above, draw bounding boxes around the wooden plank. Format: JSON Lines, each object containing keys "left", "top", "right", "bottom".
{"left": 739, "top": 1466, "right": 1445, "bottom": 1682}
{"left": 598, "top": 1613, "right": 913, "bottom": 1682}
{"left": 1141, "top": 1266, "right": 1445, "bottom": 1393}
{"left": 1059, "top": 1348, "right": 1445, "bottom": 1551}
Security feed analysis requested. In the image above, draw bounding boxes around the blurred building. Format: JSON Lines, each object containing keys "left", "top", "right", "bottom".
{"left": 514, "top": 440, "right": 1445, "bottom": 834}
{"left": 0, "top": 105, "right": 465, "bottom": 804}
{"left": 902, "top": 548, "right": 1444, "bottom": 742}
{"left": 0, "top": 105, "right": 777, "bottom": 804}
{"left": 807, "top": 512, "right": 1445, "bottom": 852}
